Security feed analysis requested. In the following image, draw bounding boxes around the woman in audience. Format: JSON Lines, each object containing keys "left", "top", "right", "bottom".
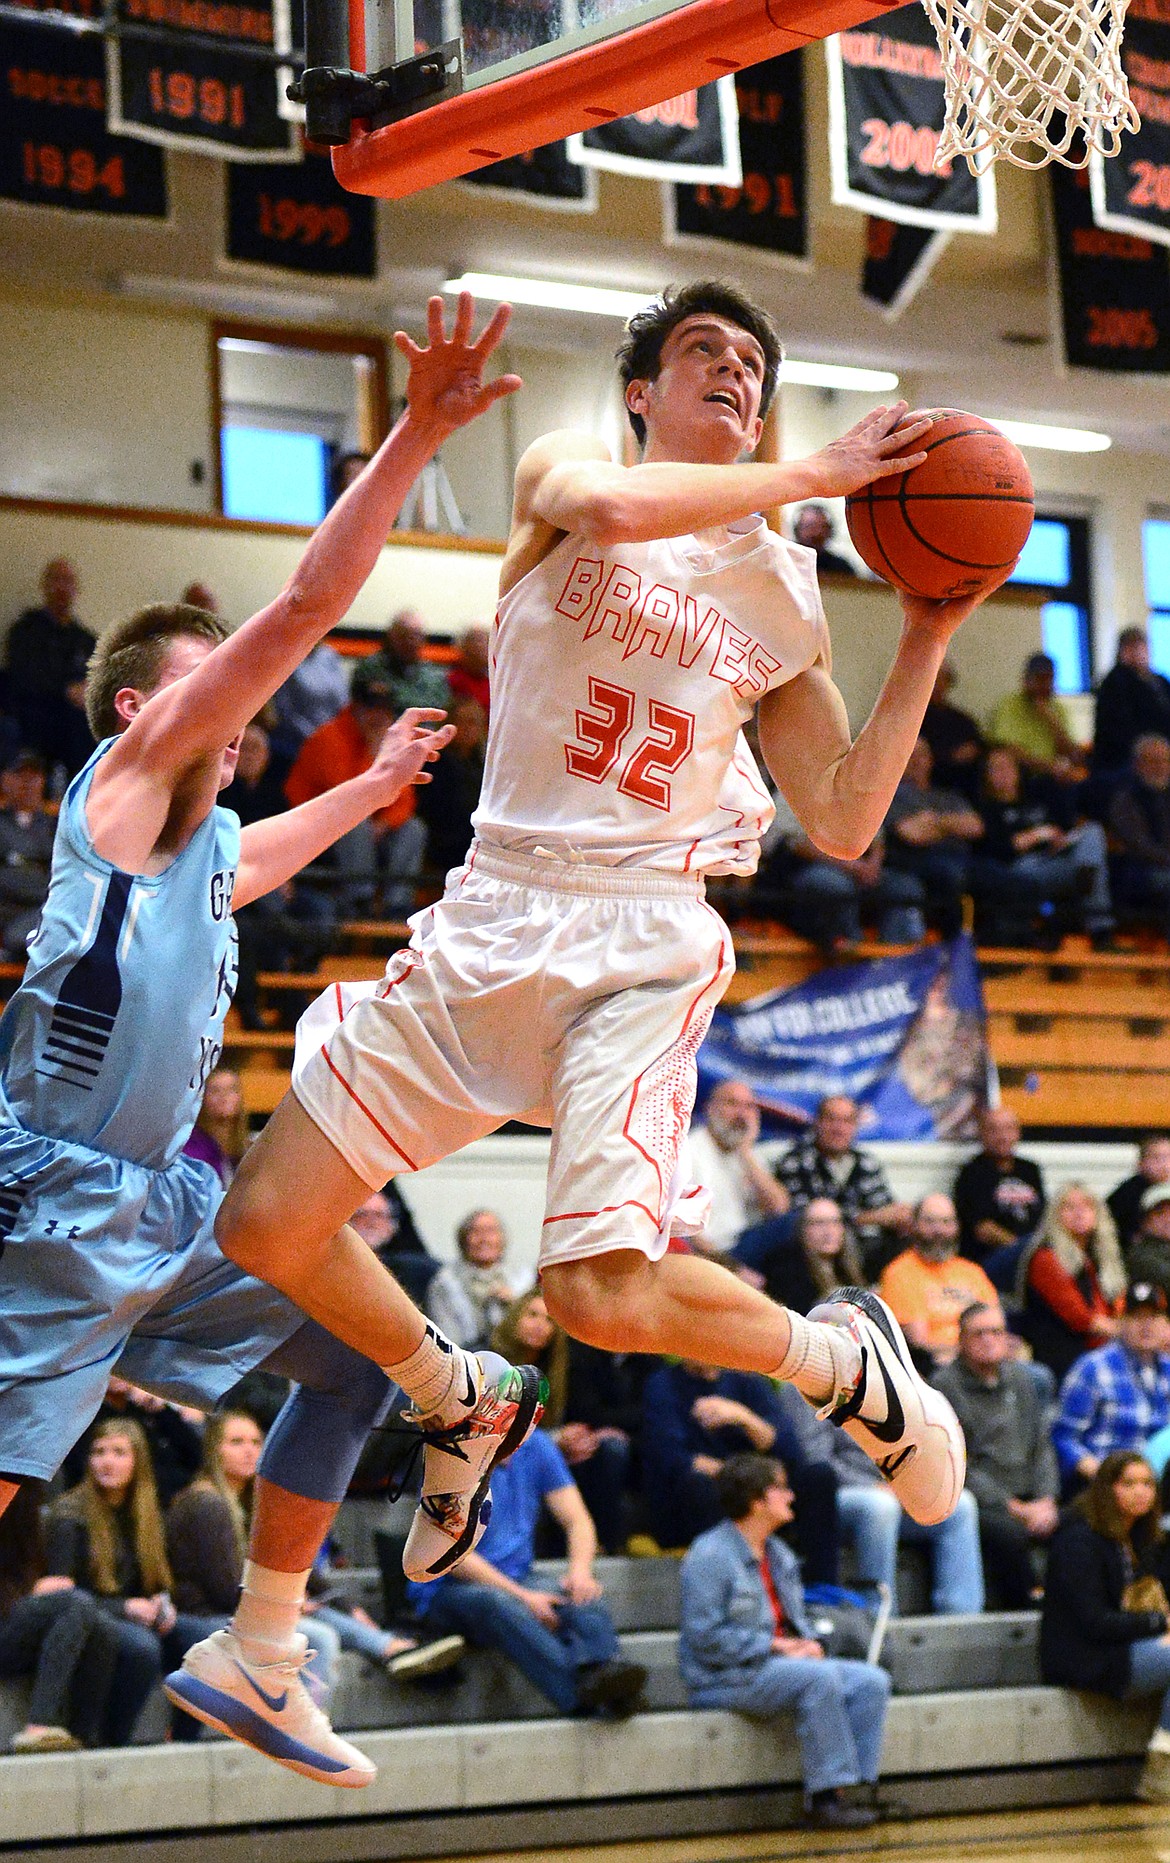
{"left": 182, "top": 1065, "right": 248, "bottom": 1188}
{"left": 759, "top": 1199, "right": 866, "bottom": 1315}
{"left": 426, "top": 1208, "right": 514, "bottom": 1349}
{"left": 0, "top": 1484, "right": 118, "bottom": 1751}
{"left": 45, "top": 1418, "right": 178, "bottom": 1744}
{"left": 493, "top": 1289, "right": 569, "bottom": 1427}
{"left": 1040, "top": 1451, "right": 1170, "bottom": 1801}
{"left": 1019, "top": 1183, "right": 1125, "bottom": 1380}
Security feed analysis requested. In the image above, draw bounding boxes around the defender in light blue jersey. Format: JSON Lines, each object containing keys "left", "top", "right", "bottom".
{"left": 0, "top": 296, "right": 545, "bottom": 1789}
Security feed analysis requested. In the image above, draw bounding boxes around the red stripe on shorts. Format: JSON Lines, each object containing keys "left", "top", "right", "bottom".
{"left": 318, "top": 1045, "right": 418, "bottom": 1172}
{"left": 543, "top": 1199, "right": 660, "bottom": 1228}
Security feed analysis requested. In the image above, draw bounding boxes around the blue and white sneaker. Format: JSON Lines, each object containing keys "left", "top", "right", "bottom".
{"left": 808, "top": 1286, "right": 966, "bottom": 1526}
{"left": 404, "top": 1353, "right": 547, "bottom": 1582}
{"left": 163, "top": 1629, "right": 375, "bottom": 1787}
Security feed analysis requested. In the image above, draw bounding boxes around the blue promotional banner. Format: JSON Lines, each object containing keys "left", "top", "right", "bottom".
{"left": 697, "top": 935, "right": 990, "bottom": 1141}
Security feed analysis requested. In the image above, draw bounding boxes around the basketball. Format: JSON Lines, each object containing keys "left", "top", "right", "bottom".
{"left": 844, "top": 409, "right": 1035, "bottom": 600}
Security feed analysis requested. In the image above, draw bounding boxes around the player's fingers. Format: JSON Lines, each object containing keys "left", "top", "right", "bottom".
{"left": 473, "top": 300, "right": 512, "bottom": 355}
{"left": 452, "top": 290, "right": 475, "bottom": 347}
{"left": 399, "top": 706, "right": 447, "bottom": 727}
{"left": 394, "top": 331, "right": 422, "bottom": 362}
{"left": 426, "top": 295, "right": 446, "bottom": 346}
{"left": 482, "top": 374, "right": 524, "bottom": 406}
{"left": 874, "top": 449, "right": 927, "bottom": 474}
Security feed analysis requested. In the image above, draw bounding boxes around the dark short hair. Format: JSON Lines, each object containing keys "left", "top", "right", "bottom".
{"left": 85, "top": 603, "right": 230, "bottom": 741}
{"left": 616, "top": 281, "right": 783, "bottom": 448}
{"left": 716, "top": 1451, "right": 783, "bottom": 1522}
{"left": 1024, "top": 652, "right": 1055, "bottom": 677}
{"left": 1119, "top": 626, "right": 1148, "bottom": 649}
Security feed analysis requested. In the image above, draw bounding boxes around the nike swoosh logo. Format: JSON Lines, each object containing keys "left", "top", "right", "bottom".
{"left": 855, "top": 1340, "right": 907, "bottom": 1446}
{"left": 462, "top": 1361, "right": 477, "bottom": 1409}
{"left": 232, "top": 1660, "right": 288, "bottom": 1713}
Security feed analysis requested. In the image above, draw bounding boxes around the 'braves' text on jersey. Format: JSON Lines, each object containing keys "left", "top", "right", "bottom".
{"left": 473, "top": 519, "right": 826, "bottom": 876}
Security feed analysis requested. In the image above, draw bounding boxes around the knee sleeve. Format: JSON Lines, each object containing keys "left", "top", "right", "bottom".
{"left": 256, "top": 1319, "right": 397, "bottom": 1505}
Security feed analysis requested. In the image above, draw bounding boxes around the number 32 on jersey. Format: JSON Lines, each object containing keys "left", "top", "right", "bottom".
{"left": 565, "top": 678, "right": 694, "bottom": 811}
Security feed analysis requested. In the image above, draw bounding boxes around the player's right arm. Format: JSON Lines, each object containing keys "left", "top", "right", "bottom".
{"left": 507, "top": 405, "right": 930, "bottom": 566}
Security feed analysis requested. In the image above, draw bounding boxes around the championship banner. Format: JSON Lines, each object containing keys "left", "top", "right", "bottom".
{"left": 666, "top": 53, "right": 807, "bottom": 265}
{"left": 826, "top": 6, "right": 996, "bottom": 232}
{"left": 226, "top": 144, "right": 375, "bottom": 274}
{"left": 105, "top": 0, "right": 297, "bottom": 159}
{"left": 1, "top": 14, "right": 168, "bottom": 216}
{"left": 696, "top": 936, "right": 990, "bottom": 1142}
{"left": 1089, "top": 0, "right": 1170, "bottom": 248}
{"left": 461, "top": 139, "right": 598, "bottom": 212}
{"left": 861, "top": 215, "right": 950, "bottom": 317}
{"left": 567, "top": 75, "right": 741, "bottom": 186}
{"left": 1051, "top": 158, "right": 1170, "bottom": 370}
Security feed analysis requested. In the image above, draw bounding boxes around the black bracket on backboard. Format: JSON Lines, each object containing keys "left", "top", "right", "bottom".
{"left": 288, "top": 39, "right": 462, "bottom": 146}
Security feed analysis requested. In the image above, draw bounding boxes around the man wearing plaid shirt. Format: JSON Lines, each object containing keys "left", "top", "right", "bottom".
{"left": 1052, "top": 1282, "right": 1170, "bottom": 1492}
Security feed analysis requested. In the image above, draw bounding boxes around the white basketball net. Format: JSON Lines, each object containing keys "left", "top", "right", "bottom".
{"left": 920, "top": 0, "right": 1141, "bottom": 170}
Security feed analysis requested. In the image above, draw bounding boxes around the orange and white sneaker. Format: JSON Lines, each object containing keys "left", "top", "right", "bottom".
{"left": 404, "top": 1353, "right": 547, "bottom": 1581}
{"left": 809, "top": 1286, "right": 966, "bottom": 1525}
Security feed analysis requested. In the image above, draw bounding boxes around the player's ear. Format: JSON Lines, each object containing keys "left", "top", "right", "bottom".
{"left": 113, "top": 685, "right": 145, "bottom": 729}
{"left": 625, "top": 377, "right": 652, "bottom": 421}
{"left": 742, "top": 414, "right": 765, "bottom": 455}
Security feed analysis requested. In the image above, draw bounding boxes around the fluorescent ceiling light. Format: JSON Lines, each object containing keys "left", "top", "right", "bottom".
{"left": 444, "top": 272, "right": 653, "bottom": 317}
{"left": 781, "top": 360, "right": 899, "bottom": 392}
{"left": 991, "top": 417, "right": 1111, "bottom": 453}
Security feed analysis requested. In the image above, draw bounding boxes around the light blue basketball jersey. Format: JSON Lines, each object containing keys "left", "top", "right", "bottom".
{"left": 0, "top": 739, "right": 240, "bottom": 1171}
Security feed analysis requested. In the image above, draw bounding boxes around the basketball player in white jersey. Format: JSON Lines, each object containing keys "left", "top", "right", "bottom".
{"left": 196, "top": 282, "right": 1001, "bottom": 1768}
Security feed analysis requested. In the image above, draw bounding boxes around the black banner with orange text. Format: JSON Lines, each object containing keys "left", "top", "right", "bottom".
{"left": 666, "top": 53, "right": 806, "bottom": 264}
{"left": 0, "top": 13, "right": 168, "bottom": 215}
{"left": 105, "top": 0, "right": 296, "bottom": 159}
{"left": 1090, "top": 0, "right": 1170, "bottom": 247}
{"left": 1051, "top": 155, "right": 1170, "bottom": 369}
{"left": 226, "top": 144, "right": 375, "bottom": 274}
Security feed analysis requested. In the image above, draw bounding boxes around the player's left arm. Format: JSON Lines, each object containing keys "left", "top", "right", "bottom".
{"left": 232, "top": 708, "right": 454, "bottom": 908}
{"left": 757, "top": 590, "right": 990, "bottom": 859}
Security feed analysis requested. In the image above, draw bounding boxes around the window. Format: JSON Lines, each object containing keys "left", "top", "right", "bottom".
{"left": 221, "top": 427, "right": 329, "bottom": 525}
{"left": 1008, "top": 514, "right": 1093, "bottom": 693}
{"left": 1143, "top": 517, "right": 1170, "bottom": 677}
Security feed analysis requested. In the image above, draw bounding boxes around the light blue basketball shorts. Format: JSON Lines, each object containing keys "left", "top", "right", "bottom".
{"left": 0, "top": 1119, "right": 302, "bottom": 1479}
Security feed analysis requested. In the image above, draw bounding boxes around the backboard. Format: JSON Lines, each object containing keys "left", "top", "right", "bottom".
{"left": 327, "top": 0, "right": 900, "bottom": 198}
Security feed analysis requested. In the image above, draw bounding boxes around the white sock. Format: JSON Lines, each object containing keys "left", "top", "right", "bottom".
{"left": 233, "top": 1560, "right": 309, "bottom": 1660}
{"left": 773, "top": 1310, "right": 862, "bottom": 1407}
{"left": 381, "top": 1321, "right": 479, "bottom": 1425}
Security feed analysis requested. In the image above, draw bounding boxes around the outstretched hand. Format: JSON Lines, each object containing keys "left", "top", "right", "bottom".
{"left": 394, "top": 293, "right": 523, "bottom": 436}
{"left": 367, "top": 706, "right": 456, "bottom": 804}
{"left": 810, "top": 402, "right": 932, "bottom": 498}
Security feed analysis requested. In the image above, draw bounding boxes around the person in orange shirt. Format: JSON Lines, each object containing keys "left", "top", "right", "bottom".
{"left": 878, "top": 1195, "right": 997, "bottom": 1367}
{"left": 285, "top": 661, "right": 428, "bottom": 917}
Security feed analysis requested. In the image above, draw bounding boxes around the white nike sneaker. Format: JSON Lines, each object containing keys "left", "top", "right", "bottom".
{"left": 403, "top": 1353, "right": 547, "bottom": 1582}
{"left": 163, "top": 1629, "right": 375, "bottom": 1787}
{"left": 808, "top": 1286, "right": 966, "bottom": 1526}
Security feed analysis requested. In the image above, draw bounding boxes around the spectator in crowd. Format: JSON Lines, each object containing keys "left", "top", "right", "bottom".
{"left": 493, "top": 1290, "right": 570, "bottom": 1433}
{"left": 792, "top": 503, "right": 857, "bottom": 577}
{"left": 1109, "top": 1135, "right": 1170, "bottom": 1257}
{"left": 828, "top": 1423, "right": 985, "bottom": 1617}
{"left": 425, "top": 1209, "right": 515, "bottom": 1350}
{"left": 883, "top": 737, "right": 983, "bottom": 939}
{"left": 1051, "top": 1282, "right": 1170, "bottom": 1493}
{"left": 756, "top": 1199, "right": 864, "bottom": 1317}
{"left": 1128, "top": 1184, "right": 1170, "bottom": 1302}
{"left": 46, "top": 1419, "right": 180, "bottom": 1746}
{"left": 415, "top": 694, "right": 487, "bottom": 875}
{"left": 349, "top": 1185, "right": 439, "bottom": 1308}
{"left": 179, "top": 582, "right": 220, "bottom": 614}
{"left": 640, "top": 1360, "right": 839, "bottom": 1583}
{"left": 764, "top": 794, "right": 925, "bottom": 952}
{"left": 284, "top": 663, "right": 428, "bottom": 917}
{"left": 271, "top": 643, "right": 351, "bottom": 764}
{"left": 562, "top": 1343, "right": 650, "bottom": 1557}
{"left": 183, "top": 1065, "right": 249, "bottom": 1189}
{"left": 1019, "top": 1184, "right": 1125, "bottom": 1382}
{"left": 987, "top": 650, "right": 1088, "bottom": 785}
{"left": 220, "top": 721, "right": 288, "bottom": 826}
{"left": 1039, "top": 1451, "right": 1170, "bottom": 1803}
{"left": 1108, "top": 734, "right": 1170, "bottom": 934}
{"left": 0, "top": 1484, "right": 118, "bottom": 1752}
{"left": 5, "top": 557, "right": 95, "bottom": 777}
{"left": 935, "top": 1303, "right": 1059, "bottom": 1606}
{"left": 775, "top": 1095, "right": 913, "bottom": 1279}
{"left": 63, "top": 1376, "right": 203, "bottom": 1507}
{"left": 878, "top": 1194, "right": 998, "bottom": 1369}
{"left": 363, "top": 610, "right": 451, "bottom": 713}
{"left": 971, "top": 745, "right": 1114, "bottom": 948}
{"left": 1094, "top": 628, "right": 1170, "bottom": 776}
{"left": 408, "top": 1429, "right": 647, "bottom": 1717}
{"left": 447, "top": 624, "right": 491, "bottom": 715}
{"left": 922, "top": 661, "right": 984, "bottom": 802}
{"left": 952, "top": 1104, "right": 1047, "bottom": 1274}
{"left": 682, "top": 1078, "right": 789, "bottom": 1260}
{"left": 679, "top": 1453, "right": 890, "bottom": 1831}
{"left": 330, "top": 451, "right": 372, "bottom": 501}
{"left": 0, "top": 751, "right": 55, "bottom": 957}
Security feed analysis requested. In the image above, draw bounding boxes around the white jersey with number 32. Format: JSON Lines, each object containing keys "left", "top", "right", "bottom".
{"left": 473, "top": 516, "right": 828, "bottom": 876}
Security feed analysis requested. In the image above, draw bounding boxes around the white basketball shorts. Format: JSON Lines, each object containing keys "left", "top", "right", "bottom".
{"left": 292, "top": 844, "right": 734, "bottom": 1270}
